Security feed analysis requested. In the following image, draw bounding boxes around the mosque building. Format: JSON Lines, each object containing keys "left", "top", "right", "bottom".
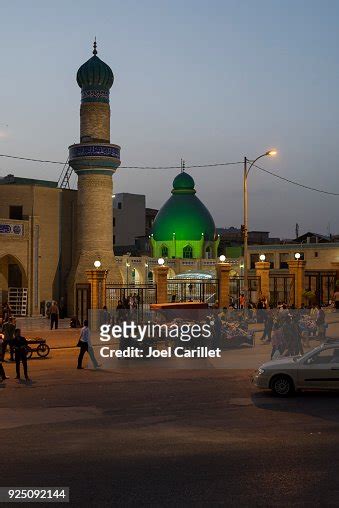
{"left": 3, "top": 43, "right": 335, "bottom": 317}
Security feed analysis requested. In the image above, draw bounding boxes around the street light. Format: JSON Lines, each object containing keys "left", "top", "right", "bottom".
{"left": 243, "top": 149, "right": 277, "bottom": 299}
{"left": 259, "top": 254, "right": 266, "bottom": 262}
{"left": 219, "top": 255, "right": 226, "bottom": 262}
{"left": 126, "top": 262, "right": 130, "bottom": 284}
{"left": 94, "top": 260, "right": 101, "bottom": 269}
{"left": 294, "top": 252, "right": 301, "bottom": 260}
{"left": 158, "top": 257, "right": 165, "bottom": 266}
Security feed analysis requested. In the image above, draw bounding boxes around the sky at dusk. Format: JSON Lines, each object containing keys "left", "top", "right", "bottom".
{"left": 1, "top": 0, "right": 339, "bottom": 238}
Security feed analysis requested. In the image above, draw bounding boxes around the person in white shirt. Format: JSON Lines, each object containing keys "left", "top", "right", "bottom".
{"left": 77, "top": 320, "right": 100, "bottom": 369}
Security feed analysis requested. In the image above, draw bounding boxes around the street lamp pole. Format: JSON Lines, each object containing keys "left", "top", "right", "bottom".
{"left": 243, "top": 150, "right": 277, "bottom": 301}
{"left": 243, "top": 156, "right": 249, "bottom": 298}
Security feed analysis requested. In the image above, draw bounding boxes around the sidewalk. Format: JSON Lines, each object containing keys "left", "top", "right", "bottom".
{"left": 13, "top": 315, "right": 338, "bottom": 362}
{"left": 15, "top": 317, "right": 79, "bottom": 349}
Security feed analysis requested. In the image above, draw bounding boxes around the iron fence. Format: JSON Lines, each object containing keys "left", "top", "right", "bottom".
{"left": 167, "top": 279, "right": 218, "bottom": 305}
{"left": 269, "top": 274, "right": 295, "bottom": 306}
{"left": 106, "top": 284, "right": 157, "bottom": 312}
{"left": 229, "top": 276, "right": 261, "bottom": 306}
{"left": 304, "top": 271, "right": 336, "bottom": 306}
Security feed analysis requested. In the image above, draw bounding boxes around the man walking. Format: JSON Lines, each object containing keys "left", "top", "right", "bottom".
{"left": 77, "top": 320, "right": 100, "bottom": 369}
{"left": 2, "top": 317, "right": 15, "bottom": 361}
{"left": 13, "top": 329, "right": 30, "bottom": 381}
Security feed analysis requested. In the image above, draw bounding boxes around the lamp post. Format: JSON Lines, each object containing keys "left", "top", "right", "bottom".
{"left": 126, "top": 262, "right": 130, "bottom": 285}
{"left": 243, "top": 150, "right": 277, "bottom": 300}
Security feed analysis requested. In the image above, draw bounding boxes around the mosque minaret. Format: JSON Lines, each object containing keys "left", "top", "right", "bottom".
{"left": 68, "top": 40, "right": 122, "bottom": 307}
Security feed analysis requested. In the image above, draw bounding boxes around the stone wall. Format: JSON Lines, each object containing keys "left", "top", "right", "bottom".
{"left": 80, "top": 103, "right": 110, "bottom": 142}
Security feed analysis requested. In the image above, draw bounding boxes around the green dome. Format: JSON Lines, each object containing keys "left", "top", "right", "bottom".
{"left": 77, "top": 43, "right": 114, "bottom": 90}
{"left": 152, "top": 172, "right": 216, "bottom": 241}
{"left": 172, "top": 172, "right": 195, "bottom": 193}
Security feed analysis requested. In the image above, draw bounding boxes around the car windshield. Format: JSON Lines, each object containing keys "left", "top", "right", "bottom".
{"left": 292, "top": 346, "right": 323, "bottom": 362}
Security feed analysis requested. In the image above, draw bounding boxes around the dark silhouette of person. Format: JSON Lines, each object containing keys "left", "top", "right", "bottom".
{"left": 13, "top": 328, "right": 30, "bottom": 381}
{"left": 2, "top": 316, "right": 15, "bottom": 361}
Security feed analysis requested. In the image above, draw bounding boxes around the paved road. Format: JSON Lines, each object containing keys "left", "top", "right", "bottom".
{"left": 0, "top": 350, "right": 339, "bottom": 507}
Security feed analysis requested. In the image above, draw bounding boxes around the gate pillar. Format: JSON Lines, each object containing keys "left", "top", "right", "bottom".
{"left": 216, "top": 262, "right": 231, "bottom": 308}
{"left": 85, "top": 269, "right": 109, "bottom": 309}
{"left": 288, "top": 260, "right": 306, "bottom": 308}
{"left": 255, "top": 261, "right": 270, "bottom": 303}
{"left": 154, "top": 265, "right": 169, "bottom": 303}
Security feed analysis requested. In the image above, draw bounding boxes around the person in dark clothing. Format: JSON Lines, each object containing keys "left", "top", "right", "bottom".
{"left": 13, "top": 329, "right": 30, "bottom": 381}
{"left": 0, "top": 334, "right": 9, "bottom": 381}
{"left": 316, "top": 306, "right": 326, "bottom": 339}
{"left": 261, "top": 310, "right": 274, "bottom": 343}
{"left": 257, "top": 298, "right": 265, "bottom": 323}
{"left": 2, "top": 317, "right": 15, "bottom": 361}
{"left": 212, "top": 313, "right": 222, "bottom": 349}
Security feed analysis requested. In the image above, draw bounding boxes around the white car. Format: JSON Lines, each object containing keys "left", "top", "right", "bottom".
{"left": 252, "top": 341, "right": 339, "bottom": 396}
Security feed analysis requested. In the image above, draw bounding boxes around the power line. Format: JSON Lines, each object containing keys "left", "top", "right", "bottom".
{"left": 253, "top": 163, "right": 339, "bottom": 196}
{"left": 0, "top": 153, "right": 65, "bottom": 165}
{"left": 0, "top": 153, "right": 242, "bottom": 169}
{"left": 1, "top": 151, "right": 339, "bottom": 196}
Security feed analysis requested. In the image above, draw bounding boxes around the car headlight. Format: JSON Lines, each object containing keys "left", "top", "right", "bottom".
{"left": 258, "top": 367, "right": 265, "bottom": 375}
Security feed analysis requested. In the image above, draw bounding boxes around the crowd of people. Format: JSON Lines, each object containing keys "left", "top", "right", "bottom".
{"left": 231, "top": 299, "right": 327, "bottom": 359}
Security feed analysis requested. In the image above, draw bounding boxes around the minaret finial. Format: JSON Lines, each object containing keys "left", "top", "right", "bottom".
{"left": 93, "top": 37, "right": 97, "bottom": 55}
{"left": 181, "top": 159, "right": 185, "bottom": 173}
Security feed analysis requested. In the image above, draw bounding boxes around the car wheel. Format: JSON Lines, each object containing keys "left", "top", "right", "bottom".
{"left": 271, "top": 375, "right": 294, "bottom": 397}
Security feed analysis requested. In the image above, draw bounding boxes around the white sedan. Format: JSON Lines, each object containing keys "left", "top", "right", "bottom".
{"left": 252, "top": 342, "right": 339, "bottom": 396}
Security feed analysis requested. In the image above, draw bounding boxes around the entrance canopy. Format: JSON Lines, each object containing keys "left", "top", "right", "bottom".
{"left": 170, "top": 271, "right": 215, "bottom": 280}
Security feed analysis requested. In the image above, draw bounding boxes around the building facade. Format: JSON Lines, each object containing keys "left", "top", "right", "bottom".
{"left": 0, "top": 175, "right": 76, "bottom": 315}
{"left": 113, "top": 193, "right": 146, "bottom": 248}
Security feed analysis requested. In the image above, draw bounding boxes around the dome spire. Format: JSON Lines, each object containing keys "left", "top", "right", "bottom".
{"left": 76, "top": 40, "right": 114, "bottom": 91}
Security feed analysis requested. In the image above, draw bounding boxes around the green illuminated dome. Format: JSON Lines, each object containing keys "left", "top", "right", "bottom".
{"left": 152, "top": 172, "right": 216, "bottom": 242}
{"left": 76, "top": 41, "right": 114, "bottom": 90}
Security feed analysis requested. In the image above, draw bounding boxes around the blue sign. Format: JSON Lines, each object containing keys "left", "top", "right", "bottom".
{"left": 0, "top": 223, "right": 23, "bottom": 235}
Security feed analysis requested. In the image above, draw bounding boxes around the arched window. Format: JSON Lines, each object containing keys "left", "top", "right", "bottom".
{"left": 161, "top": 245, "right": 169, "bottom": 257}
{"left": 183, "top": 245, "right": 193, "bottom": 259}
{"left": 205, "top": 246, "right": 212, "bottom": 259}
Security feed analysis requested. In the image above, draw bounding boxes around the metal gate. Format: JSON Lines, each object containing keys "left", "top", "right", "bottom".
{"left": 76, "top": 283, "right": 91, "bottom": 325}
{"left": 167, "top": 279, "right": 218, "bottom": 305}
{"left": 229, "top": 276, "right": 261, "bottom": 306}
{"left": 269, "top": 274, "right": 295, "bottom": 307}
{"left": 106, "top": 284, "right": 157, "bottom": 312}
{"left": 304, "top": 271, "right": 336, "bottom": 305}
